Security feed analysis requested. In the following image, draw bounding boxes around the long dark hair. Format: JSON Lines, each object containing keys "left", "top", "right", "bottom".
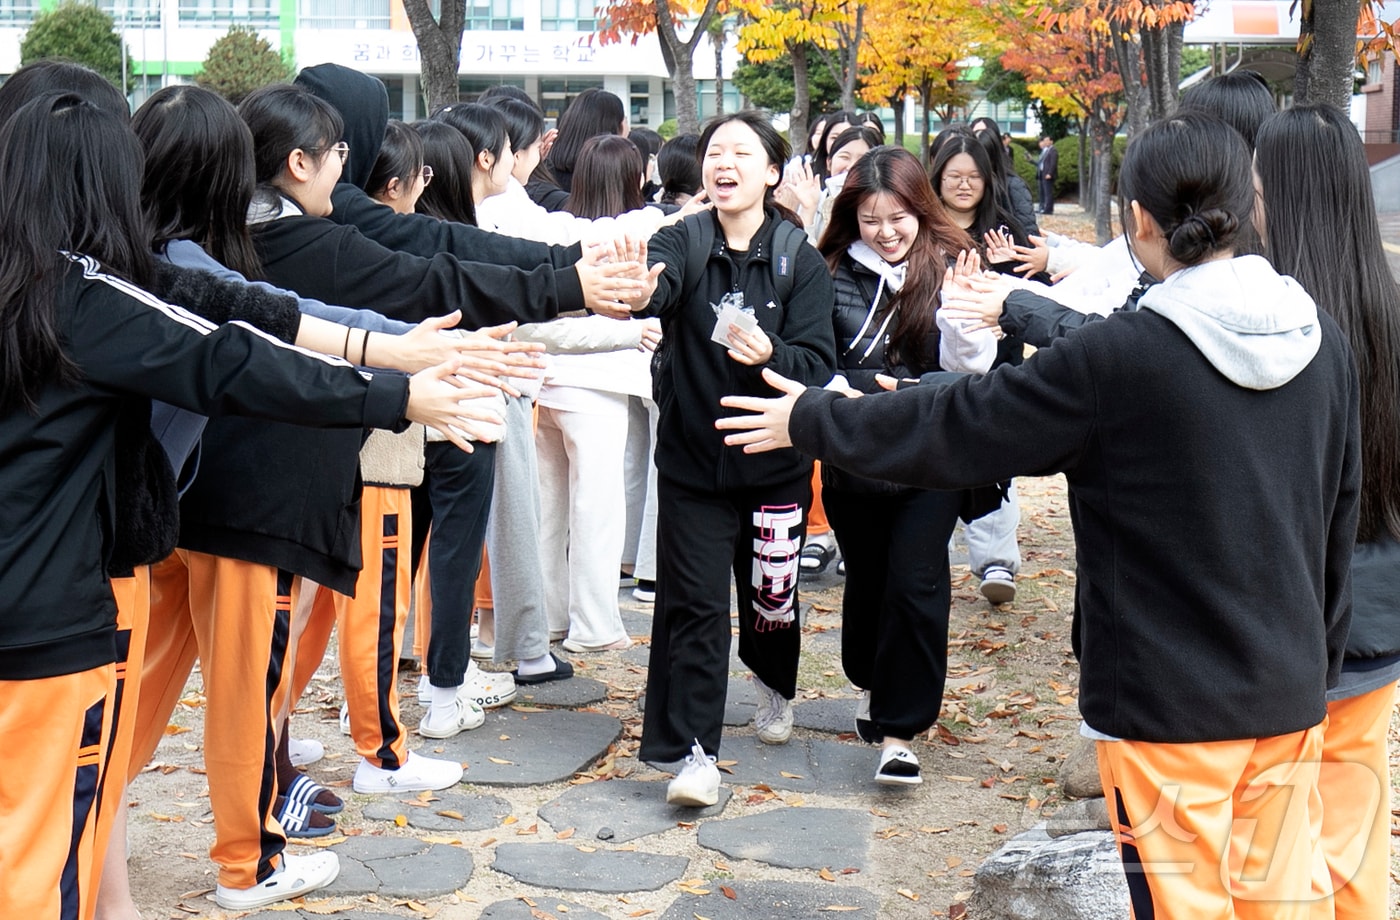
{"left": 821, "top": 146, "right": 974, "bottom": 370}
{"left": 238, "top": 83, "right": 344, "bottom": 188}
{"left": 929, "top": 130, "right": 1026, "bottom": 244}
{"left": 812, "top": 109, "right": 854, "bottom": 180}
{"left": 367, "top": 120, "right": 424, "bottom": 202}
{"left": 413, "top": 119, "right": 477, "bottom": 225}
{"left": 545, "top": 88, "right": 626, "bottom": 178}
{"left": 1117, "top": 110, "right": 1253, "bottom": 266}
{"left": 657, "top": 132, "right": 701, "bottom": 204}
{"left": 1256, "top": 104, "right": 1400, "bottom": 542}
{"left": 1178, "top": 70, "right": 1275, "bottom": 150}
{"left": 565, "top": 134, "right": 644, "bottom": 219}
{"left": 434, "top": 101, "right": 508, "bottom": 166}
{"left": 132, "top": 84, "right": 262, "bottom": 278}
{"left": 0, "top": 59, "right": 128, "bottom": 126}
{"left": 698, "top": 110, "right": 797, "bottom": 224}
{"left": 486, "top": 97, "right": 544, "bottom": 155}
{"left": 0, "top": 94, "right": 154, "bottom": 413}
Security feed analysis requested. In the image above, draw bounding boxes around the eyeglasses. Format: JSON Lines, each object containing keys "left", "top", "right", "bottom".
{"left": 941, "top": 173, "right": 983, "bottom": 188}
{"left": 307, "top": 141, "right": 350, "bottom": 165}
{"left": 420, "top": 165, "right": 434, "bottom": 186}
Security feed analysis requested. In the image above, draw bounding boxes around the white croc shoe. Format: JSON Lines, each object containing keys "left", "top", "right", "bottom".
{"left": 214, "top": 852, "right": 340, "bottom": 910}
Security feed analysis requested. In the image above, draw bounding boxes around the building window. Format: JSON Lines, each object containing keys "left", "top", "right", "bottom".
{"left": 1368, "top": 58, "right": 1384, "bottom": 86}
{"left": 180, "top": 0, "right": 278, "bottom": 26}
{"left": 458, "top": 76, "right": 527, "bottom": 100}
{"left": 539, "top": 0, "right": 593, "bottom": 30}
{"left": 297, "top": 0, "right": 390, "bottom": 29}
{"left": 99, "top": 0, "right": 161, "bottom": 25}
{"left": 464, "top": 0, "right": 522, "bottom": 29}
{"left": 630, "top": 78, "right": 651, "bottom": 126}
{"left": 696, "top": 79, "right": 741, "bottom": 120}
{"left": 0, "top": 0, "right": 41, "bottom": 23}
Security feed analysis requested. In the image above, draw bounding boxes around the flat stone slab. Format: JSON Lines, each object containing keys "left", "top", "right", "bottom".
{"left": 538, "top": 779, "right": 730, "bottom": 843}
{"left": 431, "top": 709, "right": 620, "bottom": 786}
{"left": 481, "top": 898, "right": 612, "bottom": 920}
{"left": 514, "top": 676, "right": 608, "bottom": 708}
{"left": 792, "top": 697, "right": 856, "bottom": 733}
{"left": 362, "top": 791, "right": 511, "bottom": 831}
{"left": 620, "top": 607, "right": 654, "bottom": 636}
{"left": 714, "top": 736, "right": 817, "bottom": 792}
{"left": 807, "top": 738, "right": 884, "bottom": 796}
{"left": 697, "top": 807, "right": 873, "bottom": 871}
{"left": 658, "top": 880, "right": 881, "bottom": 919}
{"left": 491, "top": 842, "right": 688, "bottom": 892}
{"left": 325, "top": 836, "right": 473, "bottom": 898}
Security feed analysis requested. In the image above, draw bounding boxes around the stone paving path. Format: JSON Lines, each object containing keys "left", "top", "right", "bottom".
{"left": 233, "top": 575, "right": 889, "bottom": 919}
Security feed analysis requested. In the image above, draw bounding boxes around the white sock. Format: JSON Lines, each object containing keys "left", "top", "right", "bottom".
{"left": 517, "top": 653, "right": 555, "bottom": 676}
{"left": 429, "top": 684, "right": 460, "bottom": 719}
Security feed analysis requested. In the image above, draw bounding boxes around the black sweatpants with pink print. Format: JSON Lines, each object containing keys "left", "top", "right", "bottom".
{"left": 640, "top": 473, "right": 811, "bottom": 763}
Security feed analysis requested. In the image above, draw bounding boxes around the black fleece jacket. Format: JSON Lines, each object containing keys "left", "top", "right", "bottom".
{"left": 790, "top": 308, "right": 1360, "bottom": 743}
{"left": 1, "top": 257, "right": 408, "bottom": 680}
{"left": 642, "top": 209, "right": 835, "bottom": 491}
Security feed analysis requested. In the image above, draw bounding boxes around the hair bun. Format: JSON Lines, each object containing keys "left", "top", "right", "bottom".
{"left": 1169, "top": 209, "right": 1238, "bottom": 263}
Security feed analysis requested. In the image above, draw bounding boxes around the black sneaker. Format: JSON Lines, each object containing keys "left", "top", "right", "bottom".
{"left": 875, "top": 746, "right": 922, "bottom": 786}
{"left": 633, "top": 579, "right": 656, "bottom": 603}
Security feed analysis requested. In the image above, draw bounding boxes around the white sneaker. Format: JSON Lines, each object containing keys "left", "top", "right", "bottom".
{"left": 417, "top": 674, "right": 432, "bottom": 705}
{"left": 353, "top": 750, "right": 463, "bottom": 793}
{"left": 462, "top": 661, "right": 517, "bottom": 709}
{"left": 753, "top": 676, "right": 794, "bottom": 745}
{"left": 214, "top": 852, "right": 340, "bottom": 910}
{"left": 470, "top": 639, "right": 495, "bottom": 661}
{"left": 417, "top": 689, "right": 485, "bottom": 739}
{"left": 980, "top": 566, "right": 1016, "bottom": 604}
{"left": 338, "top": 702, "right": 351, "bottom": 736}
{"left": 666, "top": 739, "right": 721, "bottom": 807}
{"left": 287, "top": 737, "right": 324, "bottom": 768}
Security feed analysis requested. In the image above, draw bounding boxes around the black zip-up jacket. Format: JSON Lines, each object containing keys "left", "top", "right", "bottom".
{"left": 642, "top": 209, "right": 835, "bottom": 491}
{"left": 1, "top": 257, "right": 410, "bottom": 680}
{"left": 790, "top": 306, "right": 1359, "bottom": 743}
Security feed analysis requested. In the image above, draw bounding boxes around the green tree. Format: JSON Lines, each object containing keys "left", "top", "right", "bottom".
{"left": 21, "top": 1, "right": 129, "bottom": 90}
{"left": 732, "top": 53, "right": 842, "bottom": 114}
{"left": 196, "top": 27, "right": 293, "bottom": 104}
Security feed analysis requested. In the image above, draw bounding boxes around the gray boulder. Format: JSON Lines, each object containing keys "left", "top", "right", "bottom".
{"left": 968, "top": 827, "right": 1129, "bottom": 920}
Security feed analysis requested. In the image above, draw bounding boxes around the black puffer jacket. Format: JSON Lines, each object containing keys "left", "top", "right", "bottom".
{"left": 830, "top": 253, "right": 940, "bottom": 393}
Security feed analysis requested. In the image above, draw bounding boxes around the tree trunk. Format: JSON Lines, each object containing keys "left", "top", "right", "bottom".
{"left": 840, "top": 4, "right": 865, "bottom": 110}
{"left": 711, "top": 18, "right": 725, "bottom": 116}
{"left": 1090, "top": 113, "right": 1114, "bottom": 244}
{"left": 402, "top": 0, "right": 465, "bottom": 112}
{"left": 919, "top": 76, "right": 933, "bottom": 166}
{"left": 655, "top": 0, "right": 721, "bottom": 135}
{"left": 791, "top": 42, "right": 811, "bottom": 154}
{"left": 891, "top": 89, "right": 905, "bottom": 147}
{"left": 1077, "top": 119, "right": 1087, "bottom": 208}
{"left": 1111, "top": 29, "right": 1150, "bottom": 136}
{"left": 1295, "top": 0, "right": 1362, "bottom": 109}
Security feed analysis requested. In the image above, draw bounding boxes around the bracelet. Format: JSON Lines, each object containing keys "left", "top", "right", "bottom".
{"left": 359, "top": 329, "right": 371, "bottom": 367}
{"left": 342, "top": 325, "right": 352, "bottom": 360}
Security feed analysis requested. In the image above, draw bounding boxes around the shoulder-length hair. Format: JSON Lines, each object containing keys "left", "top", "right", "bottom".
{"left": 657, "top": 133, "right": 701, "bottom": 204}
{"left": 0, "top": 93, "right": 154, "bottom": 412}
{"left": 929, "top": 130, "right": 1026, "bottom": 244}
{"left": 413, "top": 119, "right": 477, "bottom": 226}
{"left": 564, "top": 134, "right": 644, "bottom": 219}
{"left": 1256, "top": 104, "right": 1400, "bottom": 542}
{"left": 434, "top": 101, "right": 508, "bottom": 164}
{"left": 237, "top": 83, "right": 343, "bottom": 188}
{"left": 544, "top": 88, "right": 626, "bottom": 176}
{"left": 132, "top": 84, "right": 262, "bottom": 278}
{"left": 821, "top": 145, "right": 973, "bottom": 370}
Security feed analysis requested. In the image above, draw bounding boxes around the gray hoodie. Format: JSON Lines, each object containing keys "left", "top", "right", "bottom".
{"left": 1138, "top": 254, "right": 1322, "bottom": 390}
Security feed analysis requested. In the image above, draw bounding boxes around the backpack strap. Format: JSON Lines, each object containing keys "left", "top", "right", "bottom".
{"left": 677, "top": 211, "right": 715, "bottom": 307}
{"left": 768, "top": 219, "right": 805, "bottom": 305}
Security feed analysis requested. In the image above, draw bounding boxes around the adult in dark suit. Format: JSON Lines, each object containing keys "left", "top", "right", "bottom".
{"left": 1037, "top": 135, "right": 1058, "bottom": 215}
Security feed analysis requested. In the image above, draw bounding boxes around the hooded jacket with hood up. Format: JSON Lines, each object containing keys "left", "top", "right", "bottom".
{"left": 293, "top": 64, "right": 587, "bottom": 288}
{"left": 789, "top": 255, "right": 1361, "bottom": 744}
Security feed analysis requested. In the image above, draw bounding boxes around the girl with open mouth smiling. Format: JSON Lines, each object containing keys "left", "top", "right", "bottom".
{"left": 632, "top": 111, "right": 836, "bottom": 808}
